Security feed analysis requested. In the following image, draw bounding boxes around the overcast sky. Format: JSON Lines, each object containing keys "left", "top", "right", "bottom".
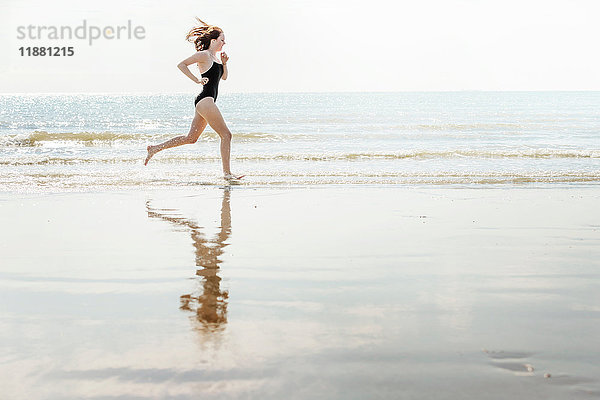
{"left": 1, "top": 0, "right": 599, "bottom": 93}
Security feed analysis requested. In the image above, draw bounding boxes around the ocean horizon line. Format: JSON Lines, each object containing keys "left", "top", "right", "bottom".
{"left": 2, "top": 90, "right": 600, "bottom": 96}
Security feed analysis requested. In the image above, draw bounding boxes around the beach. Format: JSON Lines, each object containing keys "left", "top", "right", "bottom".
{"left": 3, "top": 0, "right": 600, "bottom": 394}
{"left": 1, "top": 185, "right": 599, "bottom": 399}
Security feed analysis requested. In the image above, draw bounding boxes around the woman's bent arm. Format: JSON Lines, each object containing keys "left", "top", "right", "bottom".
{"left": 222, "top": 63, "right": 228, "bottom": 80}
{"left": 177, "top": 51, "right": 210, "bottom": 83}
{"left": 177, "top": 62, "right": 200, "bottom": 83}
{"left": 220, "top": 52, "right": 229, "bottom": 80}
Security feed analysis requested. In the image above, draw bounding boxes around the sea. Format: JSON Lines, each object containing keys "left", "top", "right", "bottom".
{"left": 1, "top": 91, "right": 599, "bottom": 190}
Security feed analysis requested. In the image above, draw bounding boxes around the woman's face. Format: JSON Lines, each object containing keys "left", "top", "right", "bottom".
{"left": 213, "top": 33, "right": 226, "bottom": 51}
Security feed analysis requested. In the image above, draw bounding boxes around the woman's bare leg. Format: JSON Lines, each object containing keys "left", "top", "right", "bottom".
{"left": 195, "top": 98, "right": 237, "bottom": 177}
{"left": 144, "top": 112, "right": 208, "bottom": 165}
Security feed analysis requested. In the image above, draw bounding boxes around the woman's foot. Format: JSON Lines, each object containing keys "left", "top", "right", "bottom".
{"left": 224, "top": 173, "right": 245, "bottom": 180}
{"left": 144, "top": 145, "right": 158, "bottom": 166}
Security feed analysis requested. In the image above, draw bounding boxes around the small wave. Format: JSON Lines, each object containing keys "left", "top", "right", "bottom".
{"left": 0, "top": 130, "right": 298, "bottom": 147}
{"left": 248, "top": 149, "right": 600, "bottom": 160}
{"left": 0, "top": 131, "right": 147, "bottom": 146}
{"left": 1, "top": 149, "right": 599, "bottom": 165}
{"left": 411, "top": 123, "right": 522, "bottom": 131}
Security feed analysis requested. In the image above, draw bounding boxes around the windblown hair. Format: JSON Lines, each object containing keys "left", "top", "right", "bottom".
{"left": 185, "top": 17, "right": 223, "bottom": 51}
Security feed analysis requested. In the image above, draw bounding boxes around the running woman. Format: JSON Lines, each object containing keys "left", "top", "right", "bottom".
{"left": 144, "top": 18, "right": 243, "bottom": 180}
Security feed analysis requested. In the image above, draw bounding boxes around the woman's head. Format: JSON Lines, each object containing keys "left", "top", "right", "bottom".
{"left": 186, "top": 17, "right": 225, "bottom": 52}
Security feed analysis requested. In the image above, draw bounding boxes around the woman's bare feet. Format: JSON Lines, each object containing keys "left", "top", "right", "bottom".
{"left": 144, "top": 145, "right": 158, "bottom": 166}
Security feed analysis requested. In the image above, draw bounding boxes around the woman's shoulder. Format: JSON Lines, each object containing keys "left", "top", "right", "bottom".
{"left": 194, "top": 50, "right": 211, "bottom": 61}
{"left": 183, "top": 50, "right": 211, "bottom": 65}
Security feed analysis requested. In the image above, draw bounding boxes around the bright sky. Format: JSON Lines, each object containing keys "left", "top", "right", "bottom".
{"left": 1, "top": 0, "right": 600, "bottom": 93}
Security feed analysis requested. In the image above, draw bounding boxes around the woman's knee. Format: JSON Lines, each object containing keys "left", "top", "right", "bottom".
{"left": 185, "top": 133, "right": 200, "bottom": 144}
{"left": 219, "top": 130, "right": 232, "bottom": 141}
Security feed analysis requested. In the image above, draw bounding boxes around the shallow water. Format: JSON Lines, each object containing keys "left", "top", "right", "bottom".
{"left": 1, "top": 92, "right": 599, "bottom": 189}
{"left": 1, "top": 186, "right": 599, "bottom": 399}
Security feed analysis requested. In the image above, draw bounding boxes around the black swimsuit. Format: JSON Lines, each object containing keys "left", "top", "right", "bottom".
{"left": 194, "top": 61, "right": 223, "bottom": 107}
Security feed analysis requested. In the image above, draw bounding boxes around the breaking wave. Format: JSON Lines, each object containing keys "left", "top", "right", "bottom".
{"left": 0, "top": 130, "right": 290, "bottom": 146}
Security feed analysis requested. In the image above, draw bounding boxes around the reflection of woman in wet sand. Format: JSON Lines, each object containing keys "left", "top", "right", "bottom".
{"left": 146, "top": 189, "right": 232, "bottom": 332}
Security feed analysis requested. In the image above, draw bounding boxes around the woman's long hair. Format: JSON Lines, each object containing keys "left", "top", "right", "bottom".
{"left": 185, "top": 17, "right": 223, "bottom": 51}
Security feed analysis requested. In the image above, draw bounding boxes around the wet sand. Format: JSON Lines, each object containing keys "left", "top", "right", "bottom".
{"left": 1, "top": 185, "right": 599, "bottom": 399}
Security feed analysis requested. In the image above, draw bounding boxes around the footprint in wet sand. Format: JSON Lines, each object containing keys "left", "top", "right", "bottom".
{"left": 482, "top": 349, "right": 535, "bottom": 376}
{"left": 482, "top": 349, "right": 600, "bottom": 396}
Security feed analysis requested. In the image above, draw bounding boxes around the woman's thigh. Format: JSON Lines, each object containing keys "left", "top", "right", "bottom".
{"left": 195, "top": 98, "right": 231, "bottom": 138}
{"left": 188, "top": 111, "right": 208, "bottom": 142}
